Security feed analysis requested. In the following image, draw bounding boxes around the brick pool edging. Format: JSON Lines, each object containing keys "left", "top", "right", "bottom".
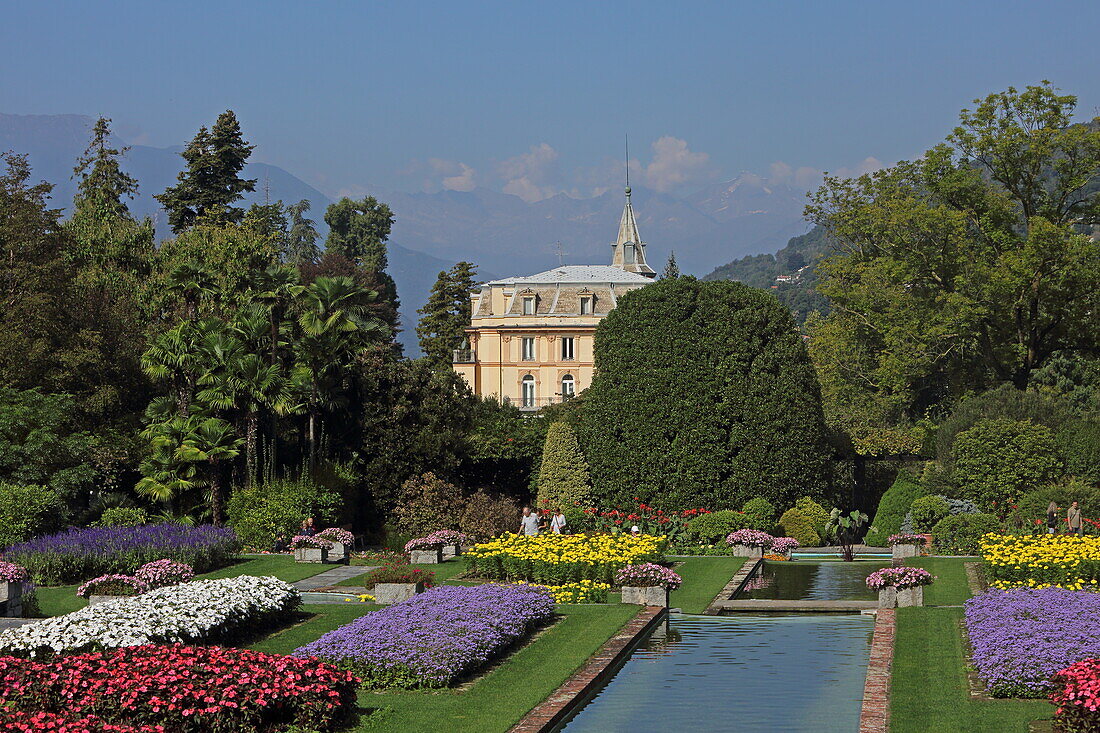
{"left": 859, "top": 609, "right": 896, "bottom": 733}
{"left": 703, "top": 557, "right": 763, "bottom": 615}
{"left": 508, "top": 606, "right": 668, "bottom": 733}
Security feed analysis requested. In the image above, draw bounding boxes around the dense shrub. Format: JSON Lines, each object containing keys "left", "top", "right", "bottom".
{"left": 1016, "top": 481, "right": 1100, "bottom": 528}
{"left": 936, "top": 384, "right": 1074, "bottom": 463}
{"left": 1059, "top": 419, "right": 1100, "bottom": 485}
{"left": 931, "top": 513, "right": 1000, "bottom": 555}
{"left": 953, "top": 419, "right": 1063, "bottom": 509}
{"left": 778, "top": 508, "right": 820, "bottom": 547}
{"left": 226, "top": 478, "right": 339, "bottom": 550}
{"left": 865, "top": 472, "right": 928, "bottom": 546}
{"left": 741, "top": 497, "right": 776, "bottom": 531}
{"left": 909, "top": 495, "right": 951, "bottom": 532}
{"left": 793, "top": 496, "right": 830, "bottom": 538}
{"left": 392, "top": 472, "right": 463, "bottom": 537}
{"left": 535, "top": 422, "right": 593, "bottom": 510}
{"left": 0, "top": 482, "right": 63, "bottom": 549}
{"left": 578, "top": 278, "right": 832, "bottom": 510}
{"left": 460, "top": 490, "right": 521, "bottom": 541}
{"left": 686, "top": 510, "right": 752, "bottom": 543}
{"left": 94, "top": 507, "right": 148, "bottom": 527}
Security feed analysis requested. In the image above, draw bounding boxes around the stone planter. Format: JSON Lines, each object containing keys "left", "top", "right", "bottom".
{"left": 373, "top": 582, "right": 424, "bottom": 604}
{"left": 410, "top": 548, "right": 443, "bottom": 564}
{"left": 294, "top": 547, "right": 329, "bottom": 563}
{"left": 878, "top": 586, "right": 924, "bottom": 608}
{"left": 730, "top": 545, "right": 764, "bottom": 558}
{"left": 621, "top": 585, "right": 670, "bottom": 607}
{"left": 441, "top": 543, "right": 461, "bottom": 560}
{"left": 891, "top": 543, "right": 921, "bottom": 560}
{"left": 87, "top": 594, "right": 133, "bottom": 606}
{"left": 326, "top": 542, "right": 351, "bottom": 564}
{"left": 0, "top": 581, "right": 23, "bottom": 617}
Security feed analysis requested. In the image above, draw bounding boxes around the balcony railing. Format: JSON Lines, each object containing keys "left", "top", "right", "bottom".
{"left": 453, "top": 349, "right": 476, "bottom": 364}
{"left": 503, "top": 395, "right": 574, "bottom": 411}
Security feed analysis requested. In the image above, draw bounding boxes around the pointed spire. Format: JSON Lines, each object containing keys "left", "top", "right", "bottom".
{"left": 610, "top": 186, "right": 656, "bottom": 277}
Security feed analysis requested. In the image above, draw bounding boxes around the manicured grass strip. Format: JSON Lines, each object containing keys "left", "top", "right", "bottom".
{"left": 31, "top": 584, "right": 84, "bottom": 617}
{"left": 249, "top": 603, "right": 381, "bottom": 655}
{"left": 891, "top": 607, "right": 1049, "bottom": 732}
{"left": 197, "top": 555, "right": 333, "bottom": 583}
{"left": 336, "top": 559, "right": 470, "bottom": 587}
{"left": 669, "top": 556, "right": 745, "bottom": 613}
{"left": 909, "top": 557, "right": 972, "bottom": 605}
{"left": 357, "top": 604, "right": 638, "bottom": 733}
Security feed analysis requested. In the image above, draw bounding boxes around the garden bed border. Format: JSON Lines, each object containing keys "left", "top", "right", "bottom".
{"left": 508, "top": 606, "right": 667, "bottom": 733}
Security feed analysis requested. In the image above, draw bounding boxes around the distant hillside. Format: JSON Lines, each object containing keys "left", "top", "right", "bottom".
{"left": 703, "top": 224, "right": 834, "bottom": 324}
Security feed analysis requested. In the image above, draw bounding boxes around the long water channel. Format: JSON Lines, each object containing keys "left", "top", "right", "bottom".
{"left": 555, "top": 560, "right": 884, "bottom": 732}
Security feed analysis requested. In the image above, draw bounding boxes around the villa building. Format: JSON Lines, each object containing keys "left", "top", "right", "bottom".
{"left": 453, "top": 187, "right": 656, "bottom": 409}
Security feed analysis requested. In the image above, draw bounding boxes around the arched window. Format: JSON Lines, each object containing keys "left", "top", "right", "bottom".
{"left": 561, "top": 374, "right": 575, "bottom": 400}
{"left": 522, "top": 375, "right": 536, "bottom": 408}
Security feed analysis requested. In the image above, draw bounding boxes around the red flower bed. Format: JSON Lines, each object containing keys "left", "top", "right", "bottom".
{"left": 1052, "top": 658, "right": 1100, "bottom": 732}
{"left": 1, "top": 711, "right": 165, "bottom": 732}
{"left": 0, "top": 644, "right": 359, "bottom": 733}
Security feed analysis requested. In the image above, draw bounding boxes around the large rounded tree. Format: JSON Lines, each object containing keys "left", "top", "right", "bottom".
{"left": 577, "top": 278, "right": 831, "bottom": 510}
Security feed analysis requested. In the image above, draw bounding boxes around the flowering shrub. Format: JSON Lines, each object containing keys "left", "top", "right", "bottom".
{"left": 887, "top": 533, "right": 928, "bottom": 546}
{"left": 0, "top": 712, "right": 165, "bottom": 732}
{"left": 725, "top": 529, "right": 775, "bottom": 548}
{"left": 614, "top": 563, "right": 683, "bottom": 590}
{"left": 5, "top": 523, "right": 239, "bottom": 585}
{"left": 363, "top": 563, "right": 435, "bottom": 587}
{"left": 465, "top": 533, "right": 665, "bottom": 584}
{"left": 0, "top": 644, "right": 358, "bottom": 732}
{"left": 316, "top": 527, "right": 355, "bottom": 546}
{"left": 344, "top": 593, "right": 377, "bottom": 603}
{"left": 1051, "top": 658, "right": 1100, "bottom": 730}
{"left": 762, "top": 553, "right": 790, "bottom": 561}
{"left": 76, "top": 574, "right": 149, "bottom": 599}
{"left": 0, "top": 561, "right": 29, "bottom": 583}
{"left": 295, "top": 584, "right": 555, "bottom": 688}
{"left": 133, "top": 559, "right": 194, "bottom": 589}
{"left": 865, "top": 566, "right": 934, "bottom": 590}
{"left": 290, "top": 535, "right": 333, "bottom": 550}
{"left": 770, "top": 537, "right": 801, "bottom": 554}
{"left": 0, "top": 575, "right": 299, "bottom": 657}
{"left": 965, "top": 588, "right": 1100, "bottom": 697}
{"left": 981, "top": 534, "right": 1100, "bottom": 589}
{"left": 404, "top": 529, "right": 473, "bottom": 552}
{"left": 581, "top": 500, "right": 708, "bottom": 543}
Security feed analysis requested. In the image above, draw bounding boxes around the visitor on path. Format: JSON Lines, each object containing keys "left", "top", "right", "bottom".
{"left": 1069, "top": 501, "right": 1083, "bottom": 536}
{"left": 300, "top": 517, "right": 317, "bottom": 536}
{"left": 630, "top": 525, "right": 641, "bottom": 537}
{"left": 550, "top": 508, "right": 568, "bottom": 534}
{"left": 520, "top": 507, "right": 541, "bottom": 536}
{"left": 1047, "top": 502, "right": 1060, "bottom": 535}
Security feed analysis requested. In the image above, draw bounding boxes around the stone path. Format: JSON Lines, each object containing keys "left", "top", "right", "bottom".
{"left": 0, "top": 618, "right": 41, "bottom": 629}
{"left": 292, "top": 565, "right": 375, "bottom": 591}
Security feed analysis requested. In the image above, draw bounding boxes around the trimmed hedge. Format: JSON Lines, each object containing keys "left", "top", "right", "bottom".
{"left": 931, "top": 513, "right": 1000, "bottom": 555}
{"left": 686, "top": 511, "right": 753, "bottom": 543}
{"left": 741, "top": 497, "right": 776, "bottom": 532}
{"left": 778, "top": 508, "right": 820, "bottom": 547}
{"left": 793, "top": 497, "right": 830, "bottom": 539}
{"left": 865, "top": 472, "right": 928, "bottom": 546}
{"left": 909, "top": 495, "right": 950, "bottom": 532}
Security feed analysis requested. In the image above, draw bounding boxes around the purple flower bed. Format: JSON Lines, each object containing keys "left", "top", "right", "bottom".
{"left": 4, "top": 523, "right": 240, "bottom": 585}
{"left": 294, "top": 583, "right": 555, "bottom": 688}
{"left": 965, "top": 588, "right": 1100, "bottom": 697}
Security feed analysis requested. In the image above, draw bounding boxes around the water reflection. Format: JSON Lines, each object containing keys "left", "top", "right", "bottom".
{"left": 737, "top": 560, "right": 891, "bottom": 601}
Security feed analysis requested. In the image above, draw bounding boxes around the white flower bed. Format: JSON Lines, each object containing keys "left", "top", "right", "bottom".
{"left": 0, "top": 575, "right": 299, "bottom": 657}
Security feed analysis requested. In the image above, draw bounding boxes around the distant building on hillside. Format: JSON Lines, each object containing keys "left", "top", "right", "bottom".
{"left": 453, "top": 187, "right": 656, "bottom": 409}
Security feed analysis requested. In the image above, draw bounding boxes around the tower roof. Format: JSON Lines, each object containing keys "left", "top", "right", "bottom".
{"left": 610, "top": 187, "right": 656, "bottom": 277}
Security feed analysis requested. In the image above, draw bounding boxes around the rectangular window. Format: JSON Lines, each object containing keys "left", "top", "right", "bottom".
{"left": 522, "top": 337, "right": 535, "bottom": 361}
{"left": 579, "top": 297, "right": 592, "bottom": 315}
{"left": 522, "top": 297, "right": 535, "bottom": 315}
{"left": 561, "top": 337, "right": 575, "bottom": 361}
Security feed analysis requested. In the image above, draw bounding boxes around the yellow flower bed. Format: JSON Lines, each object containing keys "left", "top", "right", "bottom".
{"left": 513, "top": 580, "right": 611, "bottom": 604}
{"left": 466, "top": 533, "right": 665, "bottom": 584}
{"left": 981, "top": 534, "right": 1100, "bottom": 590}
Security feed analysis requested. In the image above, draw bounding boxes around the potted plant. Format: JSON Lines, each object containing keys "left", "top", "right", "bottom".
{"left": 614, "top": 562, "right": 683, "bottom": 606}
{"left": 404, "top": 533, "right": 450, "bottom": 564}
{"left": 291, "top": 535, "right": 332, "bottom": 563}
{"left": 316, "top": 528, "right": 355, "bottom": 563}
{"left": 134, "top": 559, "right": 194, "bottom": 589}
{"left": 769, "top": 536, "right": 800, "bottom": 560}
{"left": 724, "top": 529, "right": 774, "bottom": 558}
{"left": 432, "top": 529, "right": 473, "bottom": 559}
{"left": 0, "top": 561, "right": 28, "bottom": 617}
{"left": 77, "top": 574, "right": 149, "bottom": 605}
{"left": 865, "top": 566, "right": 934, "bottom": 607}
{"left": 364, "top": 563, "right": 435, "bottom": 604}
{"left": 887, "top": 533, "right": 928, "bottom": 560}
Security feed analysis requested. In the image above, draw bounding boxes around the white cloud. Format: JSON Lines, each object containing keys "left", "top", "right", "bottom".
{"left": 642, "top": 136, "right": 715, "bottom": 193}
{"left": 440, "top": 162, "right": 477, "bottom": 192}
{"left": 497, "top": 143, "right": 560, "bottom": 202}
{"left": 766, "top": 156, "right": 885, "bottom": 192}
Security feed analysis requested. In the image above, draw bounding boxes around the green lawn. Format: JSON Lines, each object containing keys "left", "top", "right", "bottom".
{"left": 909, "top": 556, "right": 973, "bottom": 606}
{"left": 669, "top": 556, "right": 745, "bottom": 613}
{"left": 336, "top": 559, "right": 470, "bottom": 587}
{"left": 249, "top": 603, "right": 382, "bottom": 655}
{"left": 891, "top": 607, "right": 1050, "bottom": 732}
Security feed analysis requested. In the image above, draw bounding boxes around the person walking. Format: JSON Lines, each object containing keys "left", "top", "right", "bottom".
{"left": 519, "top": 506, "right": 540, "bottom": 536}
{"left": 1047, "top": 501, "right": 1060, "bottom": 535}
{"left": 550, "top": 508, "right": 568, "bottom": 534}
{"left": 1069, "top": 501, "right": 1083, "bottom": 536}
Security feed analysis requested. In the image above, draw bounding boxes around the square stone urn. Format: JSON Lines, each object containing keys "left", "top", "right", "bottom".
{"left": 441, "top": 543, "right": 461, "bottom": 560}
{"left": 891, "top": 543, "right": 921, "bottom": 560}
{"left": 730, "top": 545, "right": 764, "bottom": 558}
{"left": 326, "top": 542, "right": 350, "bottom": 564}
{"left": 373, "top": 582, "right": 425, "bottom": 604}
{"left": 621, "top": 585, "right": 670, "bottom": 607}
{"left": 0, "top": 581, "right": 23, "bottom": 617}
{"left": 295, "top": 547, "right": 329, "bottom": 563}
{"left": 410, "top": 548, "right": 443, "bottom": 564}
{"left": 878, "top": 586, "right": 924, "bottom": 608}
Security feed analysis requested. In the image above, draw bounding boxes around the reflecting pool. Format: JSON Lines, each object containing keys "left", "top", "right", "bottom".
{"left": 737, "top": 560, "right": 892, "bottom": 601}
{"left": 556, "top": 613, "right": 873, "bottom": 733}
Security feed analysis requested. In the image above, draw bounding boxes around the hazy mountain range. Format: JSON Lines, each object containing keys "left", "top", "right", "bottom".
{"left": 1, "top": 113, "right": 813, "bottom": 351}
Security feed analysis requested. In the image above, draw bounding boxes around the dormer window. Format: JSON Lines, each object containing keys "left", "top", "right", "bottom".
{"left": 579, "top": 296, "right": 592, "bottom": 315}
{"left": 522, "top": 297, "right": 535, "bottom": 315}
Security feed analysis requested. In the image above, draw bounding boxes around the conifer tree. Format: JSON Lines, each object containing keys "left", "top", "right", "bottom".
{"left": 661, "top": 251, "right": 681, "bottom": 279}
{"left": 535, "top": 422, "right": 593, "bottom": 510}
{"left": 285, "top": 199, "right": 320, "bottom": 264}
{"left": 156, "top": 110, "right": 256, "bottom": 232}
{"left": 416, "top": 261, "right": 477, "bottom": 368}
{"left": 323, "top": 196, "right": 400, "bottom": 331}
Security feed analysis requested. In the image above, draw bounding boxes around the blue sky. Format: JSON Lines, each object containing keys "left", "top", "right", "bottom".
{"left": 4, "top": 0, "right": 1100, "bottom": 200}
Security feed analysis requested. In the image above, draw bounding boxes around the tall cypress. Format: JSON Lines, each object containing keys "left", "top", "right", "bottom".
{"left": 416, "top": 261, "right": 478, "bottom": 368}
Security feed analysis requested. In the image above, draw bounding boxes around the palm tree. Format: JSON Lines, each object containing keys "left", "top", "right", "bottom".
{"left": 251, "top": 265, "right": 303, "bottom": 367}
{"left": 176, "top": 417, "right": 242, "bottom": 526}
{"left": 166, "top": 263, "right": 216, "bottom": 320}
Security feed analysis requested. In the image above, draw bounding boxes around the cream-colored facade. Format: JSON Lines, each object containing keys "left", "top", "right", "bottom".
{"left": 454, "top": 188, "right": 656, "bottom": 409}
